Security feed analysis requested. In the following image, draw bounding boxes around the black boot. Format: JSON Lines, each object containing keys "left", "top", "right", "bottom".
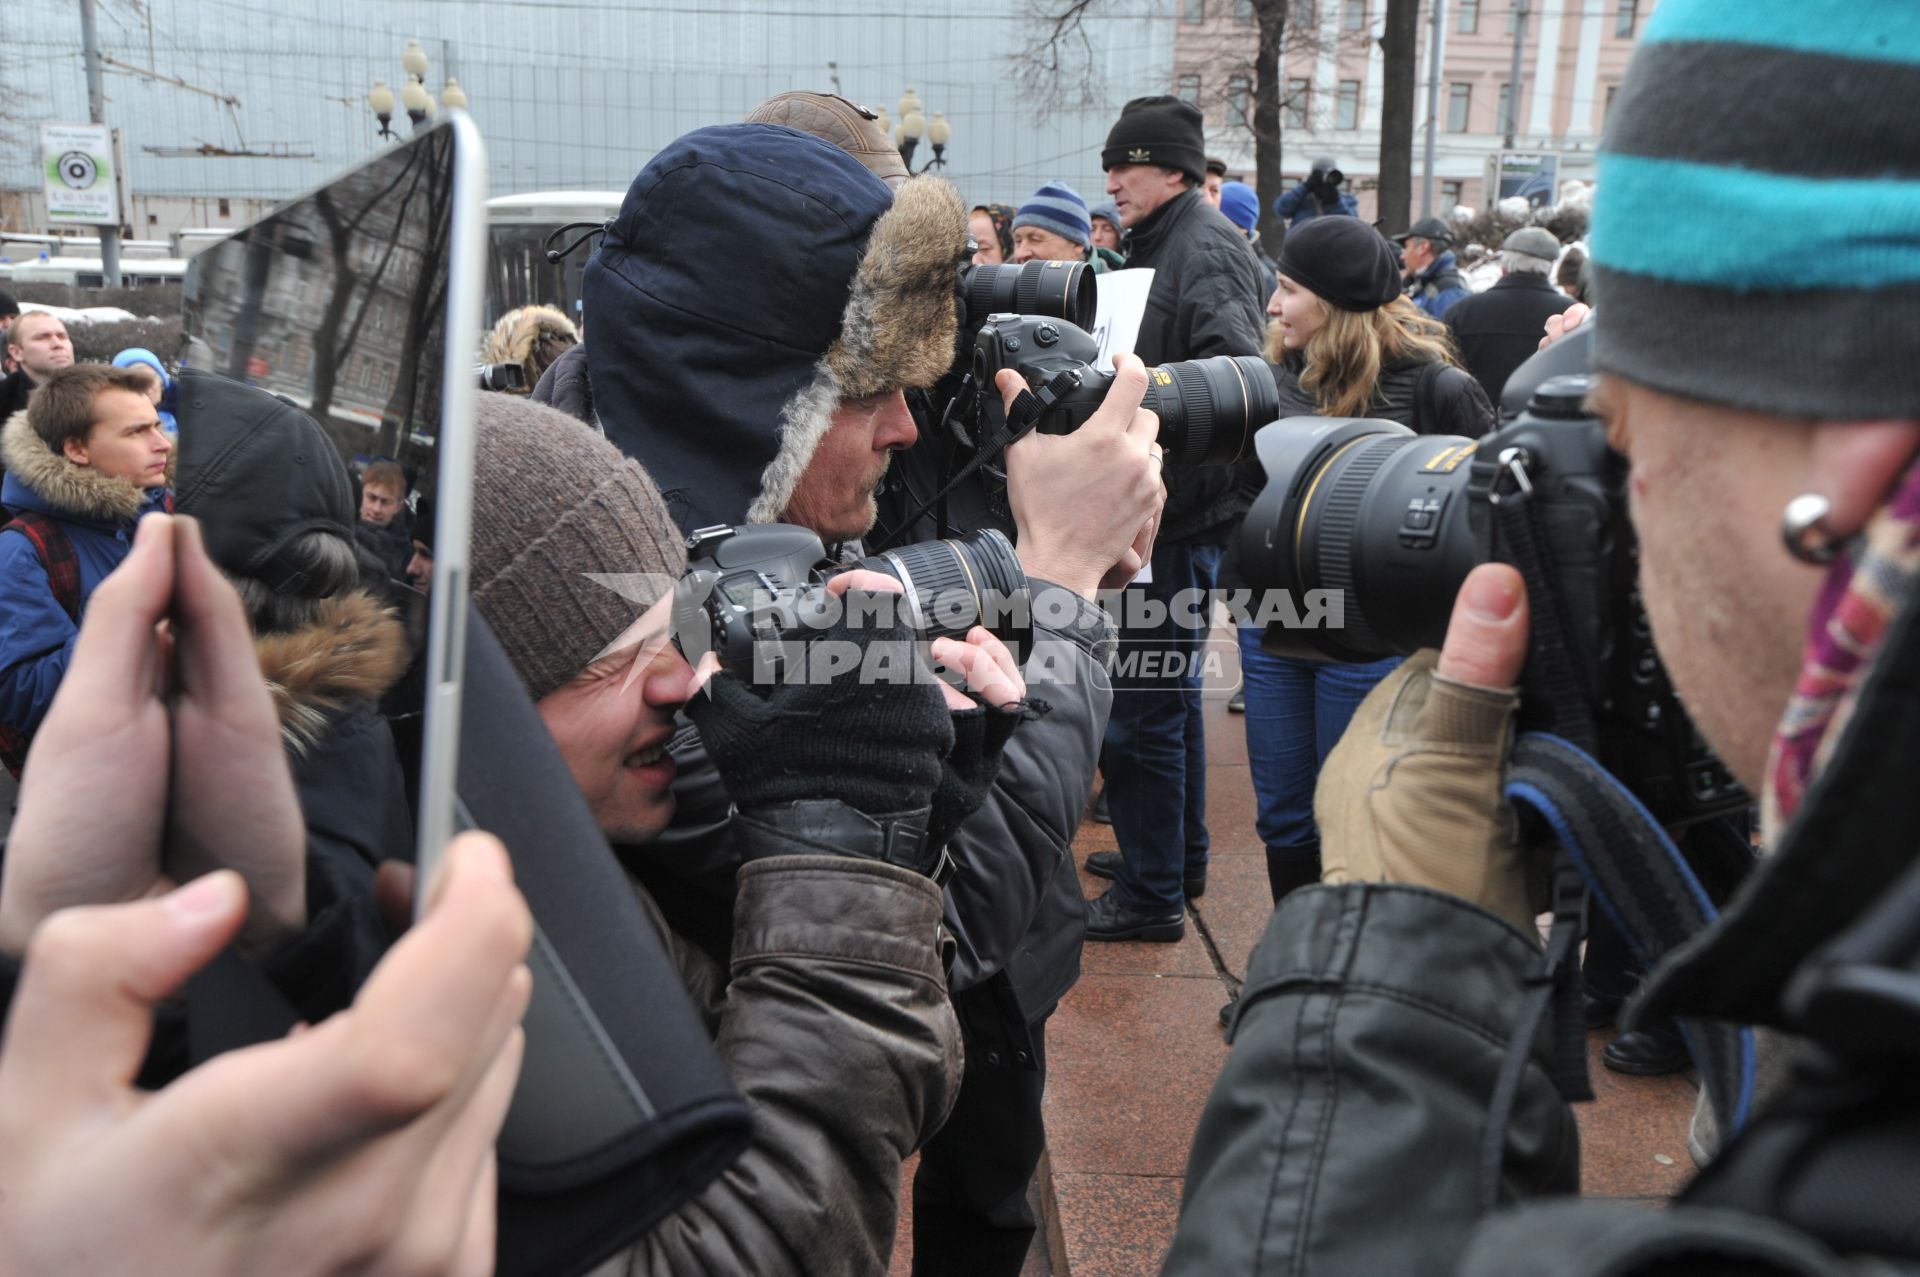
{"left": 1084, "top": 890, "right": 1185, "bottom": 942}
{"left": 1089, "top": 788, "right": 1111, "bottom": 824}
{"left": 1265, "top": 845, "right": 1321, "bottom": 904}
{"left": 1602, "top": 1025, "right": 1690, "bottom": 1076}
{"left": 1085, "top": 850, "right": 1205, "bottom": 899}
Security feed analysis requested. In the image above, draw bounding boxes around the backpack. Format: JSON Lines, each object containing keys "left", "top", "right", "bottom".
{"left": 1411, "top": 359, "right": 1493, "bottom": 437}
{"left": 0, "top": 512, "right": 81, "bottom": 778}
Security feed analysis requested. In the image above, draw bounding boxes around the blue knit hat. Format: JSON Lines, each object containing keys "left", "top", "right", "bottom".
{"left": 1013, "top": 180, "right": 1091, "bottom": 250}
{"left": 1089, "top": 198, "right": 1121, "bottom": 231}
{"left": 1219, "top": 181, "right": 1259, "bottom": 233}
{"left": 1592, "top": 0, "right": 1920, "bottom": 418}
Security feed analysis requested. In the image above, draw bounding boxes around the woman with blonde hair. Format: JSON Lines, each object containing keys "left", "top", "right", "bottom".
{"left": 1235, "top": 216, "right": 1492, "bottom": 921}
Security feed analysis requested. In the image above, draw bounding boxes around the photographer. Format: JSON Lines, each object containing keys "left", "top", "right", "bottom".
{"left": 467, "top": 392, "right": 1033, "bottom": 1274}
{"left": 574, "top": 124, "right": 1161, "bottom": 1274}
{"left": 1273, "top": 156, "right": 1360, "bottom": 229}
{"left": 1164, "top": 3, "right": 1920, "bottom": 1271}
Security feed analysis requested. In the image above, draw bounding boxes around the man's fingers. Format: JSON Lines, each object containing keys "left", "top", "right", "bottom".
{"left": 994, "top": 368, "right": 1027, "bottom": 413}
{"left": 170, "top": 516, "right": 276, "bottom": 708}
{"left": 60, "top": 513, "right": 175, "bottom": 704}
{"left": 1434, "top": 564, "right": 1530, "bottom": 691}
{"left": 0, "top": 873, "right": 246, "bottom": 1123}
{"left": 194, "top": 834, "right": 533, "bottom": 1161}
{"left": 1090, "top": 355, "right": 1152, "bottom": 436}
{"left": 392, "top": 1027, "right": 524, "bottom": 1277}
{"left": 825, "top": 568, "right": 906, "bottom": 599}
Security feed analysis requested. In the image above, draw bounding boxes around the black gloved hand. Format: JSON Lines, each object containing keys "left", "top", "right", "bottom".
{"left": 926, "top": 702, "right": 1030, "bottom": 855}
{"left": 687, "top": 588, "right": 957, "bottom": 877}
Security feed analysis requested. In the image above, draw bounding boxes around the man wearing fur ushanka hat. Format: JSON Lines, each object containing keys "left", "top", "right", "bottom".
{"left": 583, "top": 121, "right": 1167, "bottom": 1277}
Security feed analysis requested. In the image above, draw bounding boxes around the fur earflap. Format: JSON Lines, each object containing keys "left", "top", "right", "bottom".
{"left": 745, "top": 178, "right": 968, "bottom": 525}
{"left": 827, "top": 177, "right": 968, "bottom": 399}
{"left": 1, "top": 409, "right": 158, "bottom": 523}
{"left": 481, "top": 305, "right": 580, "bottom": 391}
{"left": 255, "top": 591, "right": 409, "bottom": 755}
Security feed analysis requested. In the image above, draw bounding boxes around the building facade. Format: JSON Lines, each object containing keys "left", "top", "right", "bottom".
{"left": 1172, "top": 0, "right": 1654, "bottom": 219}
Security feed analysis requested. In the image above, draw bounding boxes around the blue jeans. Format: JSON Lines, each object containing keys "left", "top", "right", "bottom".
{"left": 1102, "top": 540, "right": 1224, "bottom": 912}
{"left": 1237, "top": 627, "right": 1399, "bottom": 874}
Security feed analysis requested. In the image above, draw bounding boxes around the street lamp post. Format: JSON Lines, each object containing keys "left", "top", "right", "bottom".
{"left": 890, "top": 87, "right": 952, "bottom": 174}
{"left": 369, "top": 40, "right": 468, "bottom": 142}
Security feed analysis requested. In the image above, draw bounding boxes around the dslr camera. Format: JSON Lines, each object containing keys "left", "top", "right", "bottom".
{"left": 1239, "top": 337, "right": 1744, "bottom": 828}
{"left": 672, "top": 522, "right": 1030, "bottom": 680}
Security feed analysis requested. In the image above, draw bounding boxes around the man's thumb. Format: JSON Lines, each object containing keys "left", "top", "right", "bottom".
{"left": 1434, "top": 564, "right": 1529, "bottom": 691}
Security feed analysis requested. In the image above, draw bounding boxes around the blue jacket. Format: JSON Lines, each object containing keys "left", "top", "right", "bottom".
{"left": 1409, "top": 249, "right": 1470, "bottom": 320}
{"left": 1274, "top": 180, "right": 1360, "bottom": 227}
{"left": 0, "top": 410, "right": 168, "bottom": 737}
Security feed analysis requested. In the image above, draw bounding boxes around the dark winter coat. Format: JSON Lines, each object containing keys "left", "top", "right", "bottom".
{"left": 1408, "top": 249, "right": 1470, "bottom": 320}
{"left": 0, "top": 409, "right": 169, "bottom": 740}
{"left": 1274, "top": 180, "right": 1361, "bottom": 227}
{"left": 1165, "top": 570, "right": 1920, "bottom": 1276}
{"left": 1123, "top": 187, "right": 1270, "bottom": 544}
{"left": 1446, "top": 271, "right": 1576, "bottom": 407}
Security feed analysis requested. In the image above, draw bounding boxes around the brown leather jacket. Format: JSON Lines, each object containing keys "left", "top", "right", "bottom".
{"left": 592, "top": 853, "right": 962, "bottom": 1276}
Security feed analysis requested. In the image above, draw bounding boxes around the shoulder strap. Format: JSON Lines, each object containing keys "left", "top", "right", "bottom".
{"left": 3, "top": 512, "right": 81, "bottom": 623}
{"left": 1411, "top": 359, "right": 1452, "bottom": 435}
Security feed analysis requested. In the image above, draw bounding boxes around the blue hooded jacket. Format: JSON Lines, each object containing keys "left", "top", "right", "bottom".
{"left": 0, "top": 409, "right": 168, "bottom": 737}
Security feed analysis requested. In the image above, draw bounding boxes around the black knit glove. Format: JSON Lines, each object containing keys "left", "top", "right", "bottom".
{"left": 687, "top": 590, "right": 957, "bottom": 877}
{"left": 926, "top": 703, "right": 1030, "bottom": 855}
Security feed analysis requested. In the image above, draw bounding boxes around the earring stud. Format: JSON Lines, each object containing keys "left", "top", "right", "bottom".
{"left": 1782, "top": 493, "right": 1839, "bottom": 565}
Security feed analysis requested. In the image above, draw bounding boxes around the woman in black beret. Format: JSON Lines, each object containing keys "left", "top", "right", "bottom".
{"left": 1236, "top": 216, "right": 1493, "bottom": 918}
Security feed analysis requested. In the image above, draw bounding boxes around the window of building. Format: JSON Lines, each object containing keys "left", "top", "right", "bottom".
{"left": 217, "top": 197, "right": 231, "bottom": 218}
{"left": 1456, "top": 0, "right": 1479, "bottom": 33}
{"left": 1615, "top": 0, "right": 1637, "bottom": 37}
{"left": 1497, "top": 81, "right": 1513, "bottom": 134}
{"left": 1234, "top": 0, "right": 1254, "bottom": 22}
{"left": 1342, "top": 0, "right": 1365, "bottom": 29}
{"left": 1285, "top": 77, "right": 1311, "bottom": 130}
{"left": 1178, "top": 73, "right": 1202, "bottom": 104}
{"left": 1336, "top": 80, "right": 1361, "bottom": 130}
{"left": 1604, "top": 83, "right": 1620, "bottom": 123}
{"left": 1441, "top": 179, "right": 1465, "bottom": 208}
{"left": 1447, "top": 82, "right": 1471, "bottom": 133}
{"left": 1227, "top": 75, "right": 1251, "bottom": 125}
{"left": 1183, "top": 0, "right": 1205, "bottom": 23}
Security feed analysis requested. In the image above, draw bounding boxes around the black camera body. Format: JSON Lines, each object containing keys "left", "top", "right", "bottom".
{"left": 969, "top": 313, "right": 1276, "bottom": 470}
{"left": 672, "top": 522, "right": 1030, "bottom": 680}
{"left": 1239, "top": 371, "right": 1744, "bottom": 829}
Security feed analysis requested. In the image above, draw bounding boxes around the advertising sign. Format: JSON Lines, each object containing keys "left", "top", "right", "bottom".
{"left": 1491, "top": 151, "right": 1561, "bottom": 208}
{"left": 42, "top": 122, "right": 120, "bottom": 226}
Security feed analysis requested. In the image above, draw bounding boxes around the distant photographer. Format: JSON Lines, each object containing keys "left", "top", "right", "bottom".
{"left": 1164, "top": 4, "right": 1920, "bottom": 1272}
{"left": 1272, "top": 156, "right": 1359, "bottom": 229}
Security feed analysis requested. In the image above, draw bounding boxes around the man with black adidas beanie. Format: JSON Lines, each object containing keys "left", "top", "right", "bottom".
{"left": 1084, "top": 96, "right": 1267, "bottom": 943}
{"left": 1162, "top": 1, "right": 1920, "bottom": 1272}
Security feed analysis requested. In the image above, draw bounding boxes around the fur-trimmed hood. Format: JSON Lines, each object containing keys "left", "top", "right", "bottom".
{"left": 480, "top": 304, "right": 579, "bottom": 394}
{"left": 255, "top": 591, "right": 409, "bottom": 755}
{"left": 1, "top": 408, "right": 168, "bottom": 525}
{"left": 583, "top": 124, "right": 967, "bottom": 534}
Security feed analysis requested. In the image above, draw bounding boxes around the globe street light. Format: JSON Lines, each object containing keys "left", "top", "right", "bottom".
{"left": 441, "top": 77, "right": 468, "bottom": 111}
{"left": 891, "top": 88, "right": 952, "bottom": 174}
{"left": 401, "top": 74, "right": 435, "bottom": 128}
{"left": 368, "top": 79, "right": 397, "bottom": 140}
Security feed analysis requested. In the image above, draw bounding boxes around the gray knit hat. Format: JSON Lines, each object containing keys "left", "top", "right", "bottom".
{"left": 471, "top": 393, "right": 687, "bottom": 700}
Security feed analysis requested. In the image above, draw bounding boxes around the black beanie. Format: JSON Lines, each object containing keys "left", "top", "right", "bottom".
{"left": 1275, "top": 217, "right": 1403, "bottom": 313}
{"left": 1102, "top": 96, "right": 1207, "bottom": 183}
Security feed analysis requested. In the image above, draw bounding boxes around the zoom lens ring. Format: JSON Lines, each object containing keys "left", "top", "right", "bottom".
{"left": 880, "top": 544, "right": 979, "bottom": 641}
{"left": 1313, "top": 436, "right": 1405, "bottom": 653}
{"left": 1162, "top": 363, "right": 1218, "bottom": 466}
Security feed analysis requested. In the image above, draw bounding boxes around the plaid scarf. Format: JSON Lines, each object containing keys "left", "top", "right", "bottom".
{"left": 1765, "top": 456, "right": 1920, "bottom": 836}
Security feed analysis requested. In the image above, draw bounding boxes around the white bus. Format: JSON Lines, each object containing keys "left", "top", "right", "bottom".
{"left": 486, "top": 190, "right": 623, "bottom": 327}
{"left": 2, "top": 256, "right": 188, "bottom": 288}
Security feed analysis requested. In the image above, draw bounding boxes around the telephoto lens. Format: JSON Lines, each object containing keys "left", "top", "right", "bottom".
{"left": 1139, "top": 354, "right": 1279, "bottom": 468}
{"left": 961, "top": 260, "right": 1097, "bottom": 332}
{"left": 856, "top": 527, "right": 1032, "bottom": 655}
{"left": 1238, "top": 416, "right": 1484, "bottom": 662}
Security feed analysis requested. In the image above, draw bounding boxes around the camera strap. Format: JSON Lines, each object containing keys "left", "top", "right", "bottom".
{"left": 1476, "top": 733, "right": 1762, "bottom": 1212}
{"left": 869, "top": 369, "right": 1083, "bottom": 552}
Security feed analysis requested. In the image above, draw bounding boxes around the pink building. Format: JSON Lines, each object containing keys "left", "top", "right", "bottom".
{"left": 1172, "top": 0, "right": 1653, "bottom": 219}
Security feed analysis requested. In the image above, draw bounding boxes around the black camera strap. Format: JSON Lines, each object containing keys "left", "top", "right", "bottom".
{"left": 869, "top": 369, "right": 1082, "bottom": 553}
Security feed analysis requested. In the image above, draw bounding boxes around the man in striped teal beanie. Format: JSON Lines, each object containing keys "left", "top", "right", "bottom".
{"left": 1157, "top": 6, "right": 1920, "bottom": 1273}
{"left": 1009, "top": 180, "right": 1091, "bottom": 263}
